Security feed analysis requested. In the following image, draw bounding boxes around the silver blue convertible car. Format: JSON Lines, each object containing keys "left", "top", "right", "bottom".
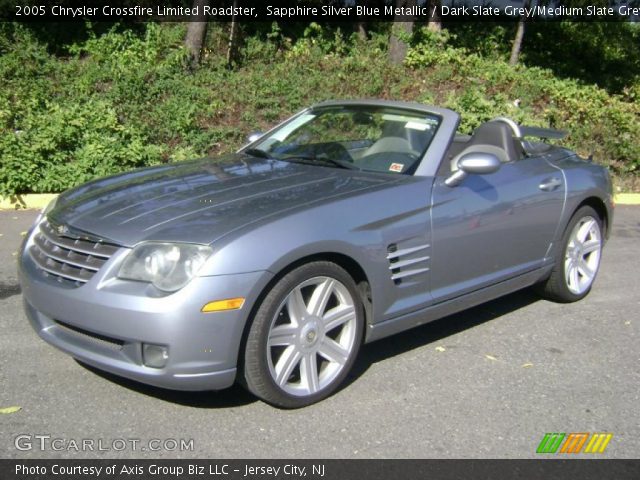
{"left": 19, "top": 100, "right": 613, "bottom": 407}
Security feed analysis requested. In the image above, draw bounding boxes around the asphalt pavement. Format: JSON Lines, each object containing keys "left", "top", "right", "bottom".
{"left": 0, "top": 206, "right": 638, "bottom": 458}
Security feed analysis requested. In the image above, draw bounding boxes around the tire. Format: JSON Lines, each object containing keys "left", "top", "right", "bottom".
{"left": 242, "top": 261, "right": 364, "bottom": 408}
{"left": 536, "top": 206, "right": 603, "bottom": 303}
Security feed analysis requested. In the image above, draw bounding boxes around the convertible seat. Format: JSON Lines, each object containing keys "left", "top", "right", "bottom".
{"left": 365, "top": 136, "right": 414, "bottom": 156}
{"left": 451, "top": 121, "right": 521, "bottom": 172}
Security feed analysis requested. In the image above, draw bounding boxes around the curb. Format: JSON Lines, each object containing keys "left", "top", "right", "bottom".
{"left": 0, "top": 194, "right": 58, "bottom": 210}
{"left": 614, "top": 193, "right": 640, "bottom": 205}
{"left": 2, "top": 192, "right": 640, "bottom": 210}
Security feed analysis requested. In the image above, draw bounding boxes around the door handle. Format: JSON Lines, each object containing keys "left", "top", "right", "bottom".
{"left": 539, "top": 177, "right": 562, "bottom": 191}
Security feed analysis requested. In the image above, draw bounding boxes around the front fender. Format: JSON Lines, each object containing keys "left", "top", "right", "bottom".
{"left": 197, "top": 179, "right": 434, "bottom": 326}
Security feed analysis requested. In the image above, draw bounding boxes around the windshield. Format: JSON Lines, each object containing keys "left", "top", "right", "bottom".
{"left": 247, "top": 106, "right": 441, "bottom": 175}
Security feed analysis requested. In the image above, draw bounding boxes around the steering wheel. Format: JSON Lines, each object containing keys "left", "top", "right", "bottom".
{"left": 405, "top": 151, "right": 420, "bottom": 161}
{"left": 316, "top": 142, "right": 353, "bottom": 163}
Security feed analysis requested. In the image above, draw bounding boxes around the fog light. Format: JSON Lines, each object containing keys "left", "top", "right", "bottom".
{"left": 142, "top": 344, "right": 169, "bottom": 369}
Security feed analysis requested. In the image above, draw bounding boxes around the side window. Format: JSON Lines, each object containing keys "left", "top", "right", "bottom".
{"left": 438, "top": 134, "right": 471, "bottom": 176}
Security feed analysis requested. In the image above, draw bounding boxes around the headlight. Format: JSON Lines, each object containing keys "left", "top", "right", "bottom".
{"left": 118, "top": 242, "right": 213, "bottom": 292}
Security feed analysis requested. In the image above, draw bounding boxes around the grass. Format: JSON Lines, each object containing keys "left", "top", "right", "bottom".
{"left": 0, "top": 22, "right": 638, "bottom": 194}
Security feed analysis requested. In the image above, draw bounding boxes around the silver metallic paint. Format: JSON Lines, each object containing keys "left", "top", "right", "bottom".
{"left": 19, "top": 100, "right": 613, "bottom": 391}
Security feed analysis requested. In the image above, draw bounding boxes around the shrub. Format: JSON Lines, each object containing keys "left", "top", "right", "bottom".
{"left": 0, "top": 22, "right": 638, "bottom": 196}
{"left": 405, "top": 28, "right": 640, "bottom": 178}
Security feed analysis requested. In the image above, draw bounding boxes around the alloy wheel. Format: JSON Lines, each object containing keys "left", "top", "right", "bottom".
{"left": 266, "top": 276, "right": 358, "bottom": 397}
{"left": 564, "top": 216, "right": 602, "bottom": 295}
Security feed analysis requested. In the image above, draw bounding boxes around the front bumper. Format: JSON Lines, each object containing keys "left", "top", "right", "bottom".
{"left": 18, "top": 230, "right": 273, "bottom": 391}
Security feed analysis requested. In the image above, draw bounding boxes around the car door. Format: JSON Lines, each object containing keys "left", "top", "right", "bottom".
{"left": 429, "top": 156, "right": 565, "bottom": 303}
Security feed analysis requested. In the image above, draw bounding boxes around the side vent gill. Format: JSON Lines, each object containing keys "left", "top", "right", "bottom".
{"left": 387, "top": 243, "right": 430, "bottom": 285}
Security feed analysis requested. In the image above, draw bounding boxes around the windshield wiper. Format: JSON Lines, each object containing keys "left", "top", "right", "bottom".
{"left": 244, "top": 148, "right": 274, "bottom": 160}
{"left": 246, "top": 149, "right": 359, "bottom": 170}
{"left": 283, "top": 155, "right": 359, "bottom": 170}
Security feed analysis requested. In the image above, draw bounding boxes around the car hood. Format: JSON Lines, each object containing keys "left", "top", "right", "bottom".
{"left": 48, "top": 155, "right": 401, "bottom": 247}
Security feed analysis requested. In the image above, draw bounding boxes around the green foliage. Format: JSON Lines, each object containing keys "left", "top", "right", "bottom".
{"left": 406, "top": 28, "right": 468, "bottom": 69}
{"left": 0, "top": 22, "right": 188, "bottom": 196}
{"left": 445, "top": 22, "right": 513, "bottom": 60}
{"left": 0, "top": 21, "right": 638, "bottom": 196}
{"left": 405, "top": 28, "right": 640, "bottom": 178}
{"left": 524, "top": 21, "right": 640, "bottom": 94}
{"left": 0, "top": 95, "right": 162, "bottom": 195}
{"left": 447, "top": 21, "right": 640, "bottom": 95}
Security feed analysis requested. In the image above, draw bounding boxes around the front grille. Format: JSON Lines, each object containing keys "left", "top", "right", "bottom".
{"left": 29, "top": 220, "right": 119, "bottom": 287}
{"left": 54, "top": 320, "right": 124, "bottom": 351}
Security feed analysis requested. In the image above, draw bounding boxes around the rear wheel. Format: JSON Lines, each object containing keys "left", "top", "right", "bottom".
{"left": 242, "top": 261, "right": 364, "bottom": 408}
{"left": 537, "top": 206, "right": 603, "bottom": 302}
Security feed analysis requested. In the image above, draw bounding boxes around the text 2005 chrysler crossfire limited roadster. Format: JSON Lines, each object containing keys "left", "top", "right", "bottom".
{"left": 19, "top": 100, "right": 613, "bottom": 407}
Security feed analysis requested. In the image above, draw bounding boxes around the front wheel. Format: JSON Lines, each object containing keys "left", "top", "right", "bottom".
{"left": 536, "top": 206, "right": 603, "bottom": 302}
{"left": 242, "top": 262, "right": 364, "bottom": 408}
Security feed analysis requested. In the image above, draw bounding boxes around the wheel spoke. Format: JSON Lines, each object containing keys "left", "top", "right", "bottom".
{"left": 322, "top": 305, "right": 356, "bottom": 332}
{"left": 308, "top": 279, "right": 335, "bottom": 317}
{"left": 300, "top": 353, "right": 320, "bottom": 394}
{"left": 569, "top": 265, "right": 580, "bottom": 291}
{"left": 577, "top": 260, "right": 594, "bottom": 279}
{"left": 582, "top": 239, "right": 600, "bottom": 254}
{"left": 318, "top": 337, "right": 349, "bottom": 365}
{"left": 565, "top": 259, "right": 574, "bottom": 287}
{"left": 274, "top": 346, "right": 302, "bottom": 386}
{"left": 565, "top": 258, "right": 573, "bottom": 282}
{"left": 576, "top": 219, "right": 596, "bottom": 242}
{"left": 268, "top": 325, "right": 298, "bottom": 347}
{"left": 286, "top": 287, "right": 308, "bottom": 324}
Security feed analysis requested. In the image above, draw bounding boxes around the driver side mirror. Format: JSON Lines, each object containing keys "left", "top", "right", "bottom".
{"left": 445, "top": 152, "right": 501, "bottom": 187}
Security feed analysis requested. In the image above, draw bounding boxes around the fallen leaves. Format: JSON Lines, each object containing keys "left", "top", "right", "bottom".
{"left": 431, "top": 347, "right": 537, "bottom": 368}
{"left": 0, "top": 406, "right": 21, "bottom": 414}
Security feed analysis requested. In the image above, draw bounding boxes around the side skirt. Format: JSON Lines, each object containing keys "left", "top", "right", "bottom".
{"left": 365, "top": 266, "right": 553, "bottom": 343}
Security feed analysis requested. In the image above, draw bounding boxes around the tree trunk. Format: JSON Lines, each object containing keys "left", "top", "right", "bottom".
{"left": 184, "top": 0, "right": 211, "bottom": 67}
{"left": 509, "top": 20, "right": 525, "bottom": 65}
{"left": 226, "top": 0, "right": 239, "bottom": 67}
{"left": 427, "top": 0, "right": 442, "bottom": 32}
{"left": 388, "top": 0, "right": 416, "bottom": 65}
{"left": 355, "top": 0, "right": 370, "bottom": 40}
{"left": 509, "top": 0, "right": 530, "bottom": 65}
{"left": 356, "top": 22, "right": 367, "bottom": 40}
